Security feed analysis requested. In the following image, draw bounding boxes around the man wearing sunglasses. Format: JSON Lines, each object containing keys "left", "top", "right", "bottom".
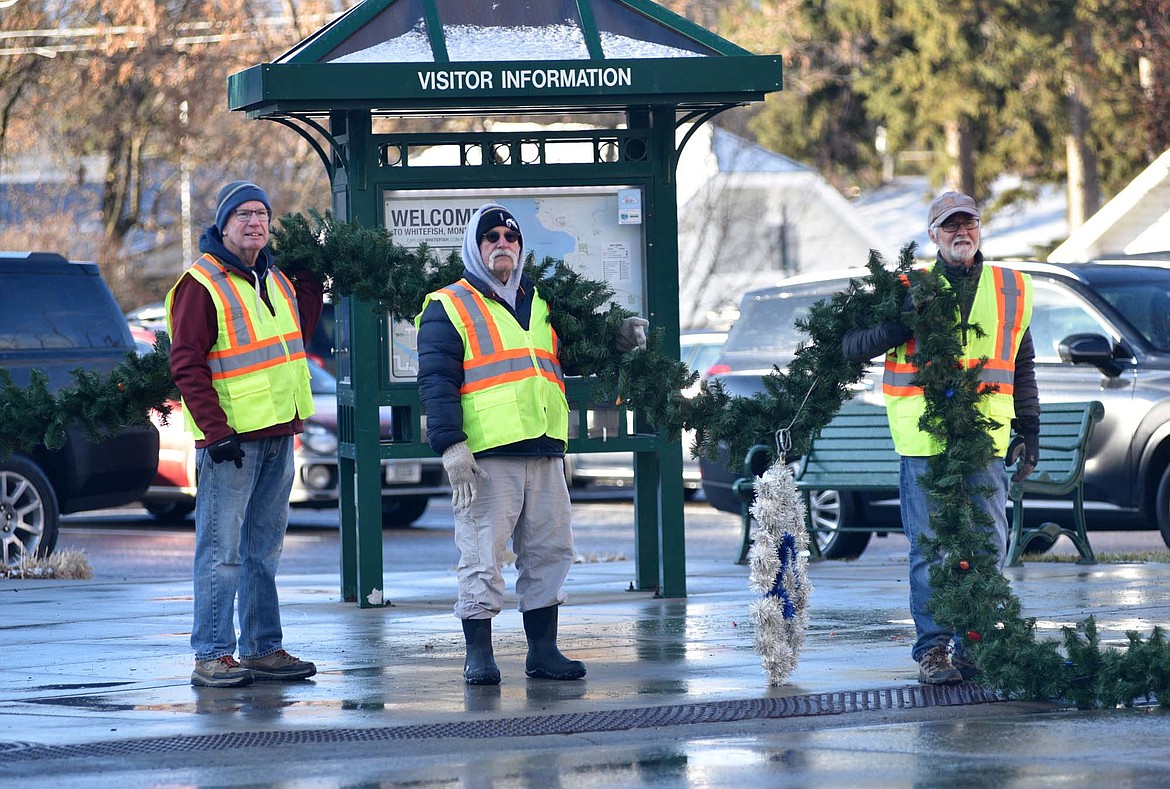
{"left": 842, "top": 191, "right": 1039, "bottom": 686}
{"left": 416, "top": 203, "right": 648, "bottom": 685}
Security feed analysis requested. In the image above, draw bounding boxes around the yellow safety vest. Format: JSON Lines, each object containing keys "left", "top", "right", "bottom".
{"left": 882, "top": 265, "right": 1032, "bottom": 456}
{"left": 166, "top": 253, "right": 314, "bottom": 439}
{"left": 419, "top": 279, "right": 568, "bottom": 453}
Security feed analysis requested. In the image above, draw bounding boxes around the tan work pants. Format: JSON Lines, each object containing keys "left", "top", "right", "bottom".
{"left": 453, "top": 455, "right": 574, "bottom": 620}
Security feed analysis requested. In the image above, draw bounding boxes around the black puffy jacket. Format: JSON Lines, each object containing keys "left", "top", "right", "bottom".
{"left": 415, "top": 270, "right": 567, "bottom": 458}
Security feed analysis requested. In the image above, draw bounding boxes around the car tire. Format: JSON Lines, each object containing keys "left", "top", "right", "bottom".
{"left": 382, "top": 495, "right": 429, "bottom": 528}
{"left": 807, "top": 489, "right": 872, "bottom": 560}
{"left": 0, "top": 455, "right": 60, "bottom": 566}
{"left": 1155, "top": 464, "right": 1170, "bottom": 549}
{"left": 143, "top": 498, "right": 196, "bottom": 522}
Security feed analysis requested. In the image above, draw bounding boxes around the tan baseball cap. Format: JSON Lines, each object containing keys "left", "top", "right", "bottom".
{"left": 928, "top": 191, "right": 980, "bottom": 228}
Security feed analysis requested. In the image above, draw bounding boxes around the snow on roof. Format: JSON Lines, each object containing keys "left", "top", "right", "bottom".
{"left": 710, "top": 127, "right": 809, "bottom": 174}
{"left": 1048, "top": 149, "right": 1170, "bottom": 262}
{"left": 330, "top": 25, "right": 703, "bottom": 63}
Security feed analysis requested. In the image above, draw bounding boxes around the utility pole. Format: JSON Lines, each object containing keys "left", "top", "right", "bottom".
{"left": 179, "top": 99, "right": 192, "bottom": 270}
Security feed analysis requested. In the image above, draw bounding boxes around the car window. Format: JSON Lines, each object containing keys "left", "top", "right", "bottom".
{"left": 1029, "top": 282, "right": 1112, "bottom": 362}
{"left": 1088, "top": 279, "right": 1170, "bottom": 352}
{"left": 0, "top": 269, "right": 130, "bottom": 351}
{"left": 686, "top": 341, "right": 725, "bottom": 377}
{"left": 724, "top": 287, "right": 842, "bottom": 354}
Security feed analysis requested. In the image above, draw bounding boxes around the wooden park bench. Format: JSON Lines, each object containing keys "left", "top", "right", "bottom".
{"left": 733, "top": 400, "right": 1103, "bottom": 567}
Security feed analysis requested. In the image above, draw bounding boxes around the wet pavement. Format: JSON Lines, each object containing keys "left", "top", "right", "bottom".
{"left": 3, "top": 552, "right": 1169, "bottom": 787}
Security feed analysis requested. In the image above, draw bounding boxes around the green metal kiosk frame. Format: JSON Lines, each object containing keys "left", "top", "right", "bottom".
{"left": 228, "top": 0, "right": 781, "bottom": 607}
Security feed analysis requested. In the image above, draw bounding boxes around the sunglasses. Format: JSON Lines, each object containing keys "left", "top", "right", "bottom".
{"left": 482, "top": 230, "right": 519, "bottom": 244}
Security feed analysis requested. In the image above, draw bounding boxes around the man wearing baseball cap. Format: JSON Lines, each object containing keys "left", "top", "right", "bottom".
{"left": 167, "top": 181, "right": 323, "bottom": 688}
{"left": 415, "top": 203, "right": 648, "bottom": 686}
{"left": 842, "top": 191, "right": 1040, "bottom": 685}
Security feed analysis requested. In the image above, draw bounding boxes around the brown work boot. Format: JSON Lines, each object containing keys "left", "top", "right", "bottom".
{"left": 240, "top": 649, "right": 317, "bottom": 681}
{"left": 951, "top": 652, "right": 979, "bottom": 682}
{"left": 192, "top": 655, "right": 253, "bottom": 688}
{"left": 917, "top": 645, "right": 962, "bottom": 685}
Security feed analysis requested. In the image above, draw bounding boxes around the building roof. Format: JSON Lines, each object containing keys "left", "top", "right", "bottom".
{"left": 228, "top": 0, "right": 782, "bottom": 117}
{"left": 1048, "top": 149, "right": 1170, "bottom": 263}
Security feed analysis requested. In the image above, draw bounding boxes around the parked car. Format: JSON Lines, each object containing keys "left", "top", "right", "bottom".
{"left": 564, "top": 329, "right": 728, "bottom": 496}
{"left": 1, "top": 253, "right": 159, "bottom": 566}
{"left": 129, "top": 326, "right": 446, "bottom": 527}
{"left": 700, "top": 259, "right": 1170, "bottom": 558}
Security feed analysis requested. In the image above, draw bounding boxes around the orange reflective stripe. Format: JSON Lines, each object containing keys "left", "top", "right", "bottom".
{"left": 994, "top": 267, "right": 1027, "bottom": 362}
{"left": 192, "top": 256, "right": 252, "bottom": 347}
{"left": 439, "top": 280, "right": 504, "bottom": 359}
{"left": 189, "top": 256, "right": 307, "bottom": 379}
{"left": 463, "top": 283, "right": 504, "bottom": 356}
{"left": 440, "top": 287, "right": 484, "bottom": 356}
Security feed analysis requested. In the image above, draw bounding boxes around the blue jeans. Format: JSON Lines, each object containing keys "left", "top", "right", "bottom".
{"left": 191, "top": 436, "right": 294, "bottom": 661}
{"left": 900, "top": 455, "right": 1008, "bottom": 662}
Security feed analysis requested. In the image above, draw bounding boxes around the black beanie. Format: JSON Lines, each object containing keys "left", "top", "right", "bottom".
{"left": 476, "top": 207, "right": 521, "bottom": 241}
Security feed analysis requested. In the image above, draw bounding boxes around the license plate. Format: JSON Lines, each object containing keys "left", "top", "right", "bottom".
{"left": 384, "top": 460, "right": 422, "bottom": 484}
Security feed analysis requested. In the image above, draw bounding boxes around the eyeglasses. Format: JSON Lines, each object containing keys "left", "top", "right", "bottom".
{"left": 482, "top": 230, "right": 519, "bottom": 244}
{"left": 233, "top": 208, "right": 270, "bottom": 223}
{"left": 937, "top": 217, "right": 980, "bottom": 233}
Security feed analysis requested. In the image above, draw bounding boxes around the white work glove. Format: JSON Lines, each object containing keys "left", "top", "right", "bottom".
{"left": 616, "top": 316, "right": 649, "bottom": 352}
{"left": 442, "top": 441, "right": 489, "bottom": 511}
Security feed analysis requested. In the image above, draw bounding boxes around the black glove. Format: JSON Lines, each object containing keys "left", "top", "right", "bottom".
{"left": 207, "top": 434, "right": 245, "bottom": 468}
{"left": 1005, "top": 432, "right": 1039, "bottom": 483}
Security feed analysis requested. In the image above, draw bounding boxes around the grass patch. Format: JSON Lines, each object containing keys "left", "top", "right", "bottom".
{"left": 0, "top": 548, "right": 93, "bottom": 580}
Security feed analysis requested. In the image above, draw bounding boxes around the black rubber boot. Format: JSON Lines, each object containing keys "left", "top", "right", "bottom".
{"left": 523, "top": 606, "right": 586, "bottom": 680}
{"left": 461, "top": 618, "right": 501, "bottom": 685}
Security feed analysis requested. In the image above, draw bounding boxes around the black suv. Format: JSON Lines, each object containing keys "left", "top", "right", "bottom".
{"left": 1, "top": 253, "right": 159, "bottom": 566}
{"left": 700, "top": 260, "right": 1170, "bottom": 558}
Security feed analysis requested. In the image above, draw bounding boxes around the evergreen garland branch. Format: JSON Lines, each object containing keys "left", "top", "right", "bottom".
{"left": 0, "top": 334, "right": 176, "bottom": 458}
{"left": 0, "top": 207, "right": 1165, "bottom": 706}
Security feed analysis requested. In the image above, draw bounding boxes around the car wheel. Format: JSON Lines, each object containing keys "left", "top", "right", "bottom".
{"left": 806, "top": 489, "right": 872, "bottom": 560}
{"left": 0, "top": 456, "right": 59, "bottom": 567}
{"left": 1155, "top": 464, "right": 1170, "bottom": 549}
{"left": 382, "top": 495, "right": 429, "bottom": 528}
{"left": 143, "top": 498, "right": 196, "bottom": 522}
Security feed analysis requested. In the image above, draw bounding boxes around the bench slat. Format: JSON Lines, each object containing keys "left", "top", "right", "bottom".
{"left": 734, "top": 400, "right": 1103, "bottom": 567}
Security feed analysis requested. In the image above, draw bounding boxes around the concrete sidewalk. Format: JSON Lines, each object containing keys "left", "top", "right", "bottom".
{"left": 2, "top": 556, "right": 1169, "bottom": 787}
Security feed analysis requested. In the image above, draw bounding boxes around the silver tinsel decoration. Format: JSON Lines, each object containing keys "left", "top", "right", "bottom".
{"left": 747, "top": 457, "right": 813, "bottom": 685}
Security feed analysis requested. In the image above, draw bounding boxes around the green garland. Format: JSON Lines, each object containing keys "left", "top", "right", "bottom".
{"left": 272, "top": 212, "right": 1170, "bottom": 707}
{"left": 1, "top": 209, "right": 1166, "bottom": 707}
{"left": 270, "top": 210, "right": 877, "bottom": 464}
{"left": 0, "top": 332, "right": 176, "bottom": 457}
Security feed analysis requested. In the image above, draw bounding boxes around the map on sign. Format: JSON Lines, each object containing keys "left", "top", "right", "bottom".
{"left": 383, "top": 188, "right": 646, "bottom": 381}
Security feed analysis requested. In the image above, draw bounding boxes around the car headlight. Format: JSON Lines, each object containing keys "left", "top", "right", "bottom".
{"left": 300, "top": 422, "right": 339, "bottom": 455}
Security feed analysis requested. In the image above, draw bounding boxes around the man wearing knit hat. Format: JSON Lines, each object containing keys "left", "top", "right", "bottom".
{"left": 167, "top": 181, "right": 324, "bottom": 688}
{"left": 841, "top": 191, "right": 1040, "bottom": 686}
{"left": 415, "top": 203, "right": 648, "bottom": 685}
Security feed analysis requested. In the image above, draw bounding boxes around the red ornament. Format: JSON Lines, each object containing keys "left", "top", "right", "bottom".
{"left": 117, "top": 382, "right": 125, "bottom": 391}
{"left": 966, "top": 630, "right": 982, "bottom": 642}
{"left": 958, "top": 560, "right": 970, "bottom": 571}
